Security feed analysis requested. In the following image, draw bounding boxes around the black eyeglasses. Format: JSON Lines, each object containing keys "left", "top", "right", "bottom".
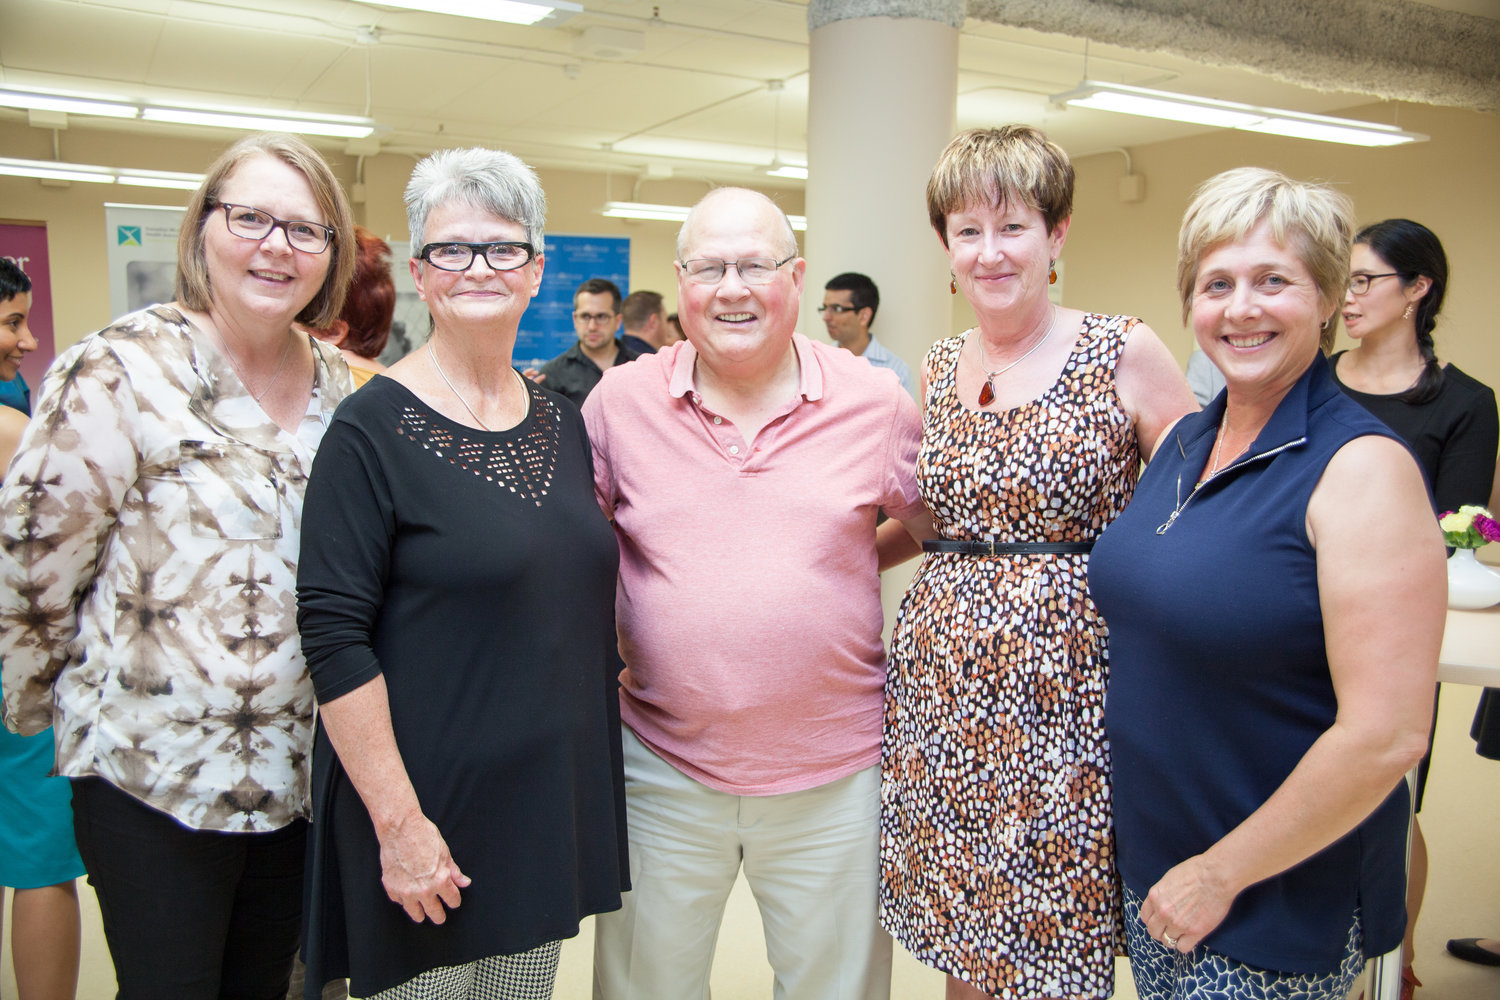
{"left": 216, "top": 203, "right": 334, "bottom": 254}
{"left": 817, "top": 304, "right": 860, "bottom": 315}
{"left": 574, "top": 311, "right": 619, "bottom": 326}
{"left": 418, "top": 241, "right": 536, "bottom": 272}
{"left": 1347, "top": 272, "right": 1400, "bottom": 295}
{"left": 679, "top": 255, "right": 796, "bottom": 285}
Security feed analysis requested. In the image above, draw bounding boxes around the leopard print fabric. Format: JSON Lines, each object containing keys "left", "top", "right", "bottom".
{"left": 880, "top": 314, "right": 1141, "bottom": 999}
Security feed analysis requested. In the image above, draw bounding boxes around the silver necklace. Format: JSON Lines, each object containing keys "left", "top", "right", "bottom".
{"left": 974, "top": 305, "right": 1058, "bottom": 406}
{"left": 428, "top": 340, "right": 492, "bottom": 431}
{"left": 1198, "top": 425, "right": 1229, "bottom": 488}
{"left": 219, "top": 330, "right": 294, "bottom": 403}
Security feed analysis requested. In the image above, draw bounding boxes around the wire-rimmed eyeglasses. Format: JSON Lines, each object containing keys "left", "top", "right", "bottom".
{"left": 679, "top": 255, "right": 796, "bottom": 285}
{"left": 216, "top": 203, "right": 334, "bottom": 254}
{"left": 418, "top": 241, "right": 537, "bottom": 272}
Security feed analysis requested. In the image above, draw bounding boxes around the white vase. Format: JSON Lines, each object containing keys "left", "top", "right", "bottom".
{"left": 1447, "top": 547, "right": 1500, "bottom": 610}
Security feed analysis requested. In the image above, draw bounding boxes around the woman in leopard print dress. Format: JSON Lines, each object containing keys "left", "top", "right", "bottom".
{"left": 879, "top": 126, "right": 1195, "bottom": 1000}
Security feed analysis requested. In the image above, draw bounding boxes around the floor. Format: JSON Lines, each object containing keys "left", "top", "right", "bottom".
{"left": 5, "top": 683, "right": 1496, "bottom": 1000}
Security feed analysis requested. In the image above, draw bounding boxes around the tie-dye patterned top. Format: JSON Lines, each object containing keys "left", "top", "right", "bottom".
{"left": 0, "top": 305, "right": 352, "bottom": 832}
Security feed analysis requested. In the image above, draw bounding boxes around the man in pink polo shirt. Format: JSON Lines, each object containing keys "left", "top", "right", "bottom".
{"left": 584, "top": 188, "right": 931, "bottom": 1000}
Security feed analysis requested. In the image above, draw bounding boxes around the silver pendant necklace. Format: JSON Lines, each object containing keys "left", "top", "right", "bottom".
{"left": 219, "top": 330, "right": 294, "bottom": 403}
{"left": 428, "top": 340, "right": 493, "bottom": 431}
{"left": 974, "top": 304, "right": 1057, "bottom": 407}
{"left": 1197, "top": 423, "right": 1230, "bottom": 489}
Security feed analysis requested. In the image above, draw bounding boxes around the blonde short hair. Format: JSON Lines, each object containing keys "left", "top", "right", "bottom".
{"left": 926, "top": 126, "right": 1074, "bottom": 245}
{"left": 1178, "top": 167, "right": 1354, "bottom": 350}
{"left": 175, "top": 133, "right": 355, "bottom": 329}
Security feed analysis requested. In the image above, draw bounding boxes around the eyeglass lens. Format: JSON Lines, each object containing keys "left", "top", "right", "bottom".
{"left": 221, "top": 204, "right": 332, "bottom": 253}
{"left": 681, "top": 257, "right": 790, "bottom": 285}
{"left": 422, "top": 242, "right": 533, "bottom": 272}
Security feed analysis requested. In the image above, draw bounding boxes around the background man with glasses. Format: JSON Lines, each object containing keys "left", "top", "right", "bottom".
{"left": 536, "top": 277, "right": 637, "bottom": 406}
{"left": 821, "top": 272, "right": 916, "bottom": 398}
{"left": 583, "top": 187, "right": 932, "bottom": 1000}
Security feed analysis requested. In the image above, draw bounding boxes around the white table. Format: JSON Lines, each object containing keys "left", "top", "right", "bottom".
{"left": 1437, "top": 606, "right": 1500, "bottom": 686}
{"left": 1369, "top": 606, "right": 1500, "bottom": 1000}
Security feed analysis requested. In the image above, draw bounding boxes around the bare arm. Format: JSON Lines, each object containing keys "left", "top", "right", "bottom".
{"left": 877, "top": 510, "right": 937, "bottom": 571}
{"left": 1140, "top": 435, "right": 1445, "bottom": 950}
{"left": 0, "top": 406, "right": 27, "bottom": 473}
{"left": 318, "top": 675, "right": 470, "bottom": 924}
{"left": 1115, "top": 321, "right": 1198, "bottom": 463}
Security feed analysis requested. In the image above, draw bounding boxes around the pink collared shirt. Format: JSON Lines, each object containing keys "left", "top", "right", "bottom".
{"left": 583, "top": 333, "right": 923, "bottom": 795}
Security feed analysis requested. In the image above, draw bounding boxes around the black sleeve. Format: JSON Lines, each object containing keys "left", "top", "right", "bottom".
{"left": 297, "top": 411, "right": 396, "bottom": 704}
{"left": 1431, "top": 381, "right": 1499, "bottom": 515}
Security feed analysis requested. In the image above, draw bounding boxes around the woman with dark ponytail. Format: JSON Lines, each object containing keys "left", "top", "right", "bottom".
{"left": 1336, "top": 219, "right": 1495, "bottom": 511}
{"left": 1334, "top": 218, "right": 1499, "bottom": 997}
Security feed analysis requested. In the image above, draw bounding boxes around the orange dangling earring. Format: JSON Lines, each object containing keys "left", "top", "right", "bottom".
{"left": 950, "top": 272, "right": 957, "bottom": 295}
{"left": 1049, "top": 259, "right": 1058, "bottom": 285}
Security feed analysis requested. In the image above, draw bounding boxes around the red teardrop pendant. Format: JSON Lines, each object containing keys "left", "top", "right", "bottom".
{"left": 977, "top": 379, "right": 995, "bottom": 406}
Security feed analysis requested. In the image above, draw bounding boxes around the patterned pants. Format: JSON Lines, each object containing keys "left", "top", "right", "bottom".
{"left": 363, "top": 941, "right": 562, "bottom": 1000}
{"left": 1122, "top": 886, "right": 1364, "bottom": 1000}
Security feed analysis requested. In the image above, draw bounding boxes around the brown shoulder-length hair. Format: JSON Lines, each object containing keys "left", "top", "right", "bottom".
{"left": 926, "top": 125, "right": 1074, "bottom": 246}
{"left": 175, "top": 133, "right": 356, "bottom": 328}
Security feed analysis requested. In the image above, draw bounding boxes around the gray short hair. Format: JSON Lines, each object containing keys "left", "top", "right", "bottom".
{"left": 404, "top": 147, "right": 547, "bottom": 256}
{"left": 676, "top": 187, "right": 797, "bottom": 261}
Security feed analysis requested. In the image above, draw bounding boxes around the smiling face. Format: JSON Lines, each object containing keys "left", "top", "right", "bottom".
{"left": 675, "top": 190, "right": 804, "bottom": 378}
{"left": 1192, "top": 221, "right": 1327, "bottom": 401}
{"left": 943, "top": 199, "right": 1068, "bottom": 320}
{"left": 0, "top": 292, "right": 37, "bottom": 382}
{"left": 202, "top": 153, "right": 332, "bottom": 329}
{"left": 1342, "top": 242, "right": 1425, "bottom": 344}
{"left": 411, "top": 201, "right": 543, "bottom": 340}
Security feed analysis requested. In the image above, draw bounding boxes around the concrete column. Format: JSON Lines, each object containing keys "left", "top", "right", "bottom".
{"left": 805, "top": 0, "right": 964, "bottom": 632}
{"left": 803, "top": 0, "right": 964, "bottom": 375}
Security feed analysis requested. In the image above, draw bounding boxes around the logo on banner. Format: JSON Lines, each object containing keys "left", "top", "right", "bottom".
{"left": 117, "top": 226, "right": 142, "bottom": 246}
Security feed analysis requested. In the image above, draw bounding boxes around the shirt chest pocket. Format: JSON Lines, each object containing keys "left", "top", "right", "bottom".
{"left": 177, "top": 441, "right": 283, "bottom": 540}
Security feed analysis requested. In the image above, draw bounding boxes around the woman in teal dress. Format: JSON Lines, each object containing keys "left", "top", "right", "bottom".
{"left": 0, "top": 255, "right": 83, "bottom": 1000}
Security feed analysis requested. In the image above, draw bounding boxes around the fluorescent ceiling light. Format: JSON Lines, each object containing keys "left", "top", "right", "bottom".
{"left": 603, "top": 201, "right": 806, "bottom": 231}
{"left": 116, "top": 170, "right": 207, "bottom": 191}
{"left": 0, "top": 158, "right": 115, "bottom": 183}
{"left": 0, "top": 157, "right": 204, "bottom": 189}
{"left": 370, "top": 0, "right": 582, "bottom": 25}
{"left": 0, "top": 87, "right": 138, "bottom": 119}
{"left": 602, "top": 201, "right": 691, "bottom": 223}
{"left": 1239, "top": 116, "right": 1417, "bottom": 148}
{"left": 766, "top": 161, "right": 808, "bottom": 180}
{"left": 142, "top": 105, "right": 376, "bottom": 138}
{"left": 1052, "top": 81, "right": 1426, "bottom": 147}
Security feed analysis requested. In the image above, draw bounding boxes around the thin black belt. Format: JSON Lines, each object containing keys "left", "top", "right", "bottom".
{"left": 921, "top": 539, "right": 1095, "bottom": 556}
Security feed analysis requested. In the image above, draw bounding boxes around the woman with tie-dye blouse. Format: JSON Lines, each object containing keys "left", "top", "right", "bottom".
{"left": 0, "top": 132, "right": 355, "bottom": 999}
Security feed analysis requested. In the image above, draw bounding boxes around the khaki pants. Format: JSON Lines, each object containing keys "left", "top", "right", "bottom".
{"left": 592, "top": 727, "right": 892, "bottom": 1000}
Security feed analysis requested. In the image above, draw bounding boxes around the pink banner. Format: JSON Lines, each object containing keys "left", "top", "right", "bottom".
{"left": 0, "top": 223, "right": 55, "bottom": 388}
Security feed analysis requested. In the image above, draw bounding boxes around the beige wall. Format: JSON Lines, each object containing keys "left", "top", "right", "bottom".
{"left": 1060, "top": 102, "right": 1500, "bottom": 395}
{"left": 0, "top": 120, "right": 802, "bottom": 356}
{"left": 1, "top": 102, "right": 1495, "bottom": 393}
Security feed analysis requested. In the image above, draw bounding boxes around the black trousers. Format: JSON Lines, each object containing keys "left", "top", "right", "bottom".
{"left": 70, "top": 777, "right": 306, "bottom": 1000}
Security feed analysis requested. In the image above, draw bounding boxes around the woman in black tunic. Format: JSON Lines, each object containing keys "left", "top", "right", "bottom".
{"left": 296, "top": 147, "right": 627, "bottom": 1000}
{"left": 1335, "top": 218, "right": 1499, "bottom": 990}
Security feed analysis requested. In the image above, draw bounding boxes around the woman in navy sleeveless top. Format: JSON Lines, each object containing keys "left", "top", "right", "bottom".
{"left": 1090, "top": 168, "right": 1447, "bottom": 999}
